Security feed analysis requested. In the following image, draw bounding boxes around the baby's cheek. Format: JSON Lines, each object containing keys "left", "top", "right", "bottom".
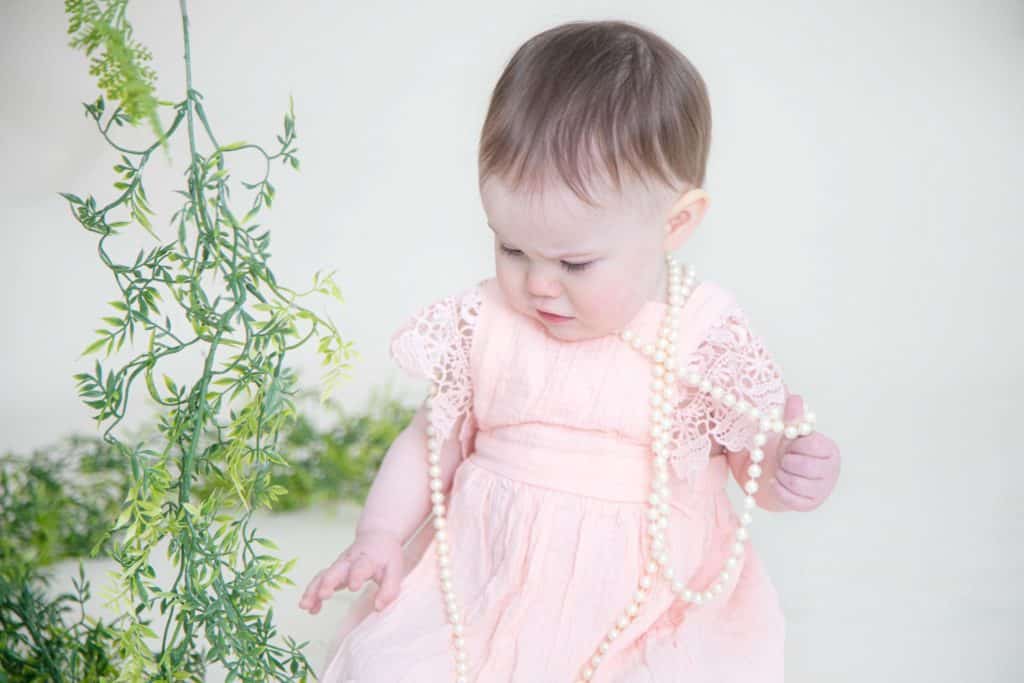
{"left": 595, "top": 289, "right": 641, "bottom": 329}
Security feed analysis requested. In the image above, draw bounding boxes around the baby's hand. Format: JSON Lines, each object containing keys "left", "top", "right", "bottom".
{"left": 298, "top": 530, "right": 405, "bottom": 615}
{"left": 768, "top": 394, "right": 841, "bottom": 512}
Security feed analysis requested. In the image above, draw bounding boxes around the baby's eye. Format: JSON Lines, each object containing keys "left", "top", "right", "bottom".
{"left": 499, "top": 245, "right": 592, "bottom": 273}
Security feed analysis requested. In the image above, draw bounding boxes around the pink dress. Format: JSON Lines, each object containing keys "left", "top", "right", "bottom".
{"left": 319, "top": 276, "right": 789, "bottom": 682}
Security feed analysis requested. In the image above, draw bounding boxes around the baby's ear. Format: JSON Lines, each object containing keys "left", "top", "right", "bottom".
{"left": 662, "top": 188, "right": 709, "bottom": 251}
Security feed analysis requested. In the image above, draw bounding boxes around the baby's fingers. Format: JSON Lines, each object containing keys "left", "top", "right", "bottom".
{"left": 316, "top": 556, "right": 355, "bottom": 600}
{"left": 299, "top": 570, "right": 329, "bottom": 613}
{"left": 374, "top": 560, "right": 402, "bottom": 610}
{"left": 346, "top": 555, "right": 377, "bottom": 592}
{"left": 772, "top": 474, "right": 816, "bottom": 512}
{"left": 779, "top": 451, "right": 828, "bottom": 480}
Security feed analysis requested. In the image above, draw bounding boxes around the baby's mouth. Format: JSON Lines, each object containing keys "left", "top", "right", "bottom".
{"left": 537, "top": 309, "right": 573, "bottom": 323}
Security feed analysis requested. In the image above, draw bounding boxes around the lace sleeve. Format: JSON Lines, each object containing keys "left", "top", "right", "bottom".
{"left": 388, "top": 284, "right": 483, "bottom": 445}
{"left": 667, "top": 301, "right": 788, "bottom": 484}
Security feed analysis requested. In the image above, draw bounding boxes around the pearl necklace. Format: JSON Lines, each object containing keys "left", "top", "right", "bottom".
{"left": 421, "top": 254, "right": 817, "bottom": 682}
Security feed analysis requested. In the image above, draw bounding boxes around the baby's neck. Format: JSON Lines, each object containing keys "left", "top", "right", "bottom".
{"left": 647, "top": 260, "right": 670, "bottom": 305}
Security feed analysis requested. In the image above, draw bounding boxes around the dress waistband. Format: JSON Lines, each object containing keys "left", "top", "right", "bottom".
{"left": 467, "top": 426, "right": 728, "bottom": 504}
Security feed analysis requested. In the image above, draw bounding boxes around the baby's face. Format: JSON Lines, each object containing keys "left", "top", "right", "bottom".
{"left": 480, "top": 171, "right": 681, "bottom": 342}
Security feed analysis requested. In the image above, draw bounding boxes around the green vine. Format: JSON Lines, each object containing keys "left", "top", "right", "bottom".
{"left": 0, "top": 388, "right": 414, "bottom": 681}
{"left": 48, "top": 0, "right": 358, "bottom": 679}
{"left": 65, "top": 0, "right": 165, "bottom": 145}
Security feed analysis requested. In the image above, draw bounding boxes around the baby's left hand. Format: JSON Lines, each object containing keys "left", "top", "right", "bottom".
{"left": 768, "top": 394, "right": 841, "bottom": 512}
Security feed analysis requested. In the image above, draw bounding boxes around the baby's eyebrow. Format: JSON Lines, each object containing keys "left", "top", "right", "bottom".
{"left": 487, "top": 222, "right": 598, "bottom": 260}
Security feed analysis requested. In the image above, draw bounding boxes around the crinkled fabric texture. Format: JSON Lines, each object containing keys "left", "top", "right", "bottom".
{"left": 320, "top": 277, "right": 787, "bottom": 682}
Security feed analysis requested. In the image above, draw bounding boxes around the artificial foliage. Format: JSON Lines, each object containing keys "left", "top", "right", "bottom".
{"left": 0, "top": 389, "right": 414, "bottom": 681}
{"left": 1, "top": 1, "right": 368, "bottom": 679}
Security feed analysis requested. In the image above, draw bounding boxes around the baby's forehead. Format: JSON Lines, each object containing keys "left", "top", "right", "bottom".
{"left": 481, "top": 173, "right": 673, "bottom": 235}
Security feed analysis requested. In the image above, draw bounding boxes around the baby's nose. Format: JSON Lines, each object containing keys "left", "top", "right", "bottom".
{"left": 525, "top": 267, "right": 561, "bottom": 298}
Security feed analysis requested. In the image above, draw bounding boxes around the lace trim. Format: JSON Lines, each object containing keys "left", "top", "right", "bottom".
{"left": 388, "top": 284, "right": 483, "bottom": 442}
{"left": 667, "top": 302, "right": 788, "bottom": 484}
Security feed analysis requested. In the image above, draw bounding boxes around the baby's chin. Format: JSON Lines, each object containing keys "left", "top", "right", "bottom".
{"left": 535, "top": 317, "right": 618, "bottom": 343}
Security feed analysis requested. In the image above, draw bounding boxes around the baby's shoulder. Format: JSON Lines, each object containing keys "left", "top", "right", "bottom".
{"left": 685, "top": 278, "right": 743, "bottom": 327}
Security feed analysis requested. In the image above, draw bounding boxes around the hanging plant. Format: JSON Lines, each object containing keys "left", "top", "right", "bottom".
{"left": 47, "top": 0, "right": 356, "bottom": 680}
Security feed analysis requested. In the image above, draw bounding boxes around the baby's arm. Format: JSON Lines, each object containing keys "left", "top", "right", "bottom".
{"left": 299, "top": 404, "right": 469, "bottom": 614}
{"left": 355, "top": 403, "right": 468, "bottom": 544}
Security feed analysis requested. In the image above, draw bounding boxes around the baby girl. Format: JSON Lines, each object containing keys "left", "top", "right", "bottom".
{"left": 300, "top": 18, "right": 841, "bottom": 682}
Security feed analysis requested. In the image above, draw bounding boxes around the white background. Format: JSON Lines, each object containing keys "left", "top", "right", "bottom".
{"left": 2, "top": 1, "right": 1021, "bottom": 680}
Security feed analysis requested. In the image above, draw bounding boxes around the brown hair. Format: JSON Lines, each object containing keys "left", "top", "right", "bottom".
{"left": 478, "top": 20, "right": 712, "bottom": 206}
